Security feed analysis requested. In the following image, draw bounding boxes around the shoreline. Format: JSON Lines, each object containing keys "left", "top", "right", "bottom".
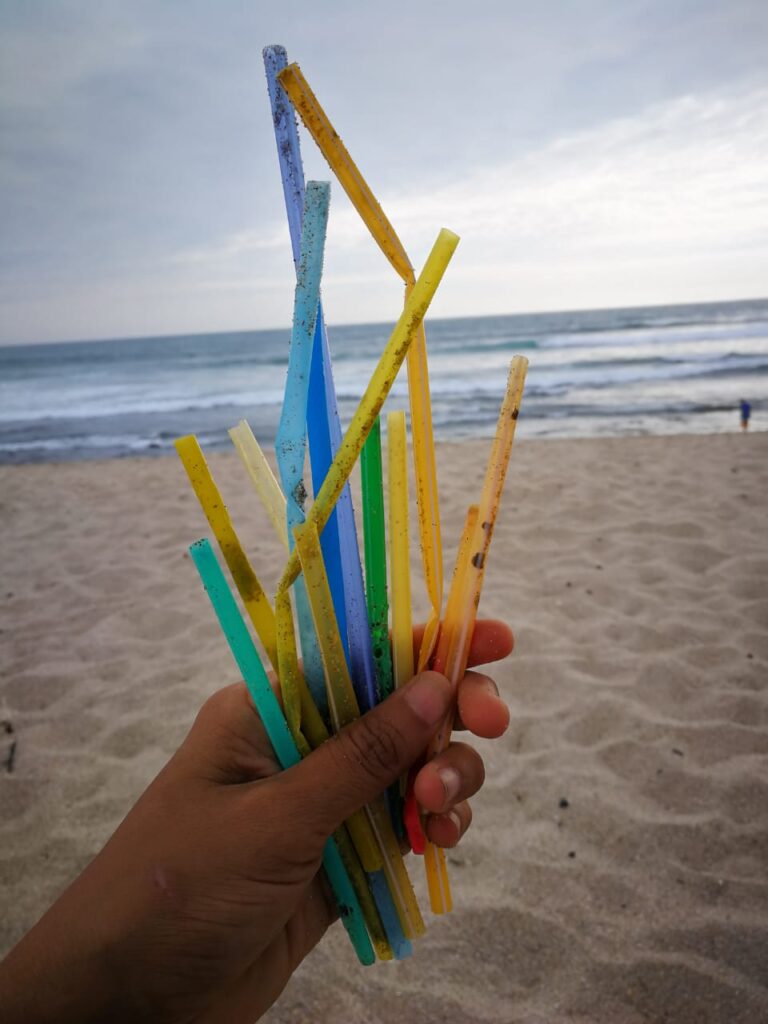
{"left": 0, "top": 426, "right": 765, "bottom": 470}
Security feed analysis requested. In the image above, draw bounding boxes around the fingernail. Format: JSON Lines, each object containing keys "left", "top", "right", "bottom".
{"left": 438, "top": 766, "right": 461, "bottom": 805}
{"left": 404, "top": 671, "right": 450, "bottom": 726}
{"left": 448, "top": 810, "right": 462, "bottom": 835}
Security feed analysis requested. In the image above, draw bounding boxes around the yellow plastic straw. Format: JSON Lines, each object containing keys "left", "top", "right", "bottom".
{"left": 292, "top": 523, "right": 382, "bottom": 874}
{"left": 229, "top": 421, "right": 288, "bottom": 549}
{"left": 272, "top": 590, "right": 394, "bottom": 961}
{"left": 388, "top": 411, "right": 414, "bottom": 689}
{"left": 423, "top": 356, "right": 528, "bottom": 913}
{"left": 272, "top": 595, "right": 394, "bottom": 961}
{"left": 295, "top": 522, "right": 426, "bottom": 939}
{"left": 332, "top": 825, "right": 394, "bottom": 961}
{"left": 277, "top": 63, "right": 444, "bottom": 670}
{"left": 279, "top": 227, "right": 458, "bottom": 593}
{"left": 175, "top": 435, "right": 278, "bottom": 670}
{"left": 274, "top": 589, "right": 310, "bottom": 756}
{"left": 227, "top": 430, "right": 329, "bottom": 760}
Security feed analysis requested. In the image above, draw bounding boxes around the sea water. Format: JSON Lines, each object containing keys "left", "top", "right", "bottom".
{"left": 1, "top": 298, "right": 766, "bottom": 463}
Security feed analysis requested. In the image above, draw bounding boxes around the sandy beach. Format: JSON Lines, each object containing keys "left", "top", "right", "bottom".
{"left": 1, "top": 432, "right": 767, "bottom": 1022}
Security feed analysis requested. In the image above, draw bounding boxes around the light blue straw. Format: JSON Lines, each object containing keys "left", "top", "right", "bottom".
{"left": 189, "top": 538, "right": 374, "bottom": 966}
{"left": 264, "top": 44, "right": 378, "bottom": 716}
{"left": 274, "top": 180, "right": 329, "bottom": 715}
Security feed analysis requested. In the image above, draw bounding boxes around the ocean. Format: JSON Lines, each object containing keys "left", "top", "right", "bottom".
{"left": 1, "top": 298, "right": 766, "bottom": 463}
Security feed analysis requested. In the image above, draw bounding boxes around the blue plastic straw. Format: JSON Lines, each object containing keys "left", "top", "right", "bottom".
{"left": 264, "top": 44, "right": 377, "bottom": 715}
{"left": 274, "top": 180, "right": 329, "bottom": 715}
{"left": 189, "top": 538, "right": 374, "bottom": 966}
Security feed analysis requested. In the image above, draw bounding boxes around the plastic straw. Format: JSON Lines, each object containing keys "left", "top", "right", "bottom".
{"left": 228, "top": 421, "right": 288, "bottom": 549}
{"left": 422, "top": 356, "right": 529, "bottom": 913}
{"left": 292, "top": 521, "right": 389, "bottom": 871}
{"left": 431, "top": 358, "right": 528, "bottom": 703}
{"left": 274, "top": 589, "right": 310, "bottom": 756}
{"left": 272, "top": 583, "right": 400, "bottom": 960}
{"left": 274, "top": 179, "right": 330, "bottom": 714}
{"left": 387, "top": 410, "right": 413, "bottom": 827}
{"left": 294, "top": 522, "right": 426, "bottom": 941}
{"left": 264, "top": 45, "right": 378, "bottom": 714}
{"left": 277, "top": 62, "right": 444, "bottom": 672}
{"left": 279, "top": 227, "right": 459, "bottom": 593}
{"left": 387, "top": 411, "right": 414, "bottom": 690}
{"left": 410, "top": 506, "right": 477, "bottom": 897}
{"left": 360, "top": 417, "right": 393, "bottom": 702}
{"left": 187, "top": 538, "right": 374, "bottom": 966}
{"left": 175, "top": 435, "right": 277, "bottom": 671}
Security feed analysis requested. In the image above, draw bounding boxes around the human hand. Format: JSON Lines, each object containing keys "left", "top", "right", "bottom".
{"left": 0, "top": 620, "right": 512, "bottom": 1024}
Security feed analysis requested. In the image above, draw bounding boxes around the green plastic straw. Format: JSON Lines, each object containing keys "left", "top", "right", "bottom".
{"left": 361, "top": 417, "right": 394, "bottom": 703}
{"left": 188, "top": 537, "right": 375, "bottom": 966}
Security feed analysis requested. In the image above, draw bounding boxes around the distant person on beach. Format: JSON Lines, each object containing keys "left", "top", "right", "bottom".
{"left": 0, "top": 621, "right": 513, "bottom": 1024}
{"left": 740, "top": 399, "right": 751, "bottom": 431}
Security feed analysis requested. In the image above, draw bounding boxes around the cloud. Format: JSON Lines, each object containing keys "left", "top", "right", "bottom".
{"left": 2, "top": 2, "right": 767, "bottom": 342}
{"left": 159, "top": 83, "right": 768, "bottom": 327}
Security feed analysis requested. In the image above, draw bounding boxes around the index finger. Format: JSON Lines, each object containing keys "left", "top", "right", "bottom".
{"left": 412, "top": 618, "right": 513, "bottom": 671}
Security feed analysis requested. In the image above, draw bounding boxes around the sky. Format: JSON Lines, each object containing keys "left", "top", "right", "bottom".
{"left": 1, "top": 1, "right": 767, "bottom": 345}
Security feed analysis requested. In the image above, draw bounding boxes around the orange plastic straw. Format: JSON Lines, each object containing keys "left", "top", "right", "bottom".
{"left": 423, "top": 356, "right": 528, "bottom": 912}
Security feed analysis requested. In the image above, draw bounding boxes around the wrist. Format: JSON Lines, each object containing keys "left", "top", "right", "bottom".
{"left": 0, "top": 858, "right": 142, "bottom": 1024}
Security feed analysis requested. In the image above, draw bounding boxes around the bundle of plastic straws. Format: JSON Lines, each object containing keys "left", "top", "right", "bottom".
{"left": 174, "top": 45, "right": 528, "bottom": 966}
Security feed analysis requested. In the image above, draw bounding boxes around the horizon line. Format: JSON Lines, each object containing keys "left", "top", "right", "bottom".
{"left": 2, "top": 294, "right": 766, "bottom": 351}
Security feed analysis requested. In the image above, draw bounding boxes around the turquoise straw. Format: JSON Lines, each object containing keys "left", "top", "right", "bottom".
{"left": 189, "top": 538, "right": 374, "bottom": 966}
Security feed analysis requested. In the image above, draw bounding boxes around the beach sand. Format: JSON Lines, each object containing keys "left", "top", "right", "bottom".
{"left": 1, "top": 433, "right": 767, "bottom": 1022}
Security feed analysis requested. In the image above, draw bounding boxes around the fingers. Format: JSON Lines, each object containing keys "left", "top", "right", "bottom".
{"left": 411, "top": 618, "right": 513, "bottom": 670}
{"left": 424, "top": 800, "right": 472, "bottom": 848}
{"left": 412, "top": 741, "right": 485, "bottom": 814}
{"left": 412, "top": 743, "right": 482, "bottom": 850}
{"left": 282, "top": 671, "right": 452, "bottom": 837}
{"left": 456, "top": 671, "right": 510, "bottom": 738}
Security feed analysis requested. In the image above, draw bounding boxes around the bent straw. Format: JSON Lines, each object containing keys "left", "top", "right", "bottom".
{"left": 295, "top": 522, "right": 425, "bottom": 942}
{"left": 228, "top": 421, "right": 288, "bottom": 549}
{"left": 175, "top": 436, "right": 277, "bottom": 670}
{"left": 264, "top": 45, "right": 377, "bottom": 714}
{"left": 422, "top": 356, "right": 529, "bottom": 914}
{"left": 279, "top": 227, "right": 459, "bottom": 593}
{"left": 188, "top": 538, "right": 374, "bottom": 966}
{"left": 360, "top": 417, "right": 393, "bottom": 703}
{"left": 274, "top": 180, "right": 330, "bottom": 715}
{"left": 277, "top": 62, "right": 444, "bottom": 671}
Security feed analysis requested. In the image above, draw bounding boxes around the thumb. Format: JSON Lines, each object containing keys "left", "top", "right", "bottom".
{"left": 284, "top": 671, "right": 451, "bottom": 836}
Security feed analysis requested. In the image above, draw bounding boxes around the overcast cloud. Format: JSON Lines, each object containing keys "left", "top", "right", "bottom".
{"left": 1, "top": 1, "right": 767, "bottom": 343}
